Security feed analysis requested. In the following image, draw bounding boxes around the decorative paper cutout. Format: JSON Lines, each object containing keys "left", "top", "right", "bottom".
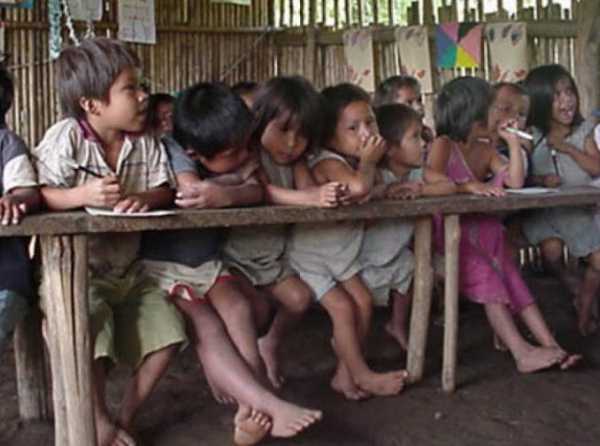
{"left": 342, "top": 28, "right": 375, "bottom": 93}
{"left": 395, "top": 25, "right": 434, "bottom": 94}
{"left": 436, "top": 22, "right": 483, "bottom": 69}
{"left": 486, "top": 22, "right": 528, "bottom": 82}
{"left": 118, "top": 0, "right": 156, "bottom": 45}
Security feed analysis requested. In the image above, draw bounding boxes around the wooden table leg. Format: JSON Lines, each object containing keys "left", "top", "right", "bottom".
{"left": 41, "top": 235, "right": 96, "bottom": 446}
{"left": 407, "top": 217, "right": 433, "bottom": 384}
{"left": 14, "top": 305, "right": 50, "bottom": 421}
{"left": 442, "top": 215, "right": 460, "bottom": 393}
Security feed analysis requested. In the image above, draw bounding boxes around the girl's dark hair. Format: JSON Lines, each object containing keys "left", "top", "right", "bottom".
{"left": 146, "top": 93, "right": 174, "bottom": 132}
{"left": 374, "top": 75, "right": 421, "bottom": 107}
{"left": 232, "top": 81, "right": 259, "bottom": 97}
{"left": 435, "top": 76, "right": 493, "bottom": 142}
{"left": 251, "top": 76, "right": 324, "bottom": 151}
{"left": 376, "top": 104, "right": 421, "bottom": 145}
{"left": 173, "top": 82, "right": 252, "bottom": 158}
{"left": 524, "top": 64, "right": 582, "bottom": 135}
{"left": 0, "top": 65, "right": 14, "bottom": 119}
{"left": 321, "top": 83, "right": 371, "bottom": 145}
{"left": 493, "top": 81, "right": 528, "bottom": 97}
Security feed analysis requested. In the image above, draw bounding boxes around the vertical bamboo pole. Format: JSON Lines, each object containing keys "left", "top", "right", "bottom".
{"left": 357, "top": 0, "right": 364, "bottom": 25}
{"left": 442, "top": 215, "right": 460, "bottom": 393}
{"left": 346, "top": 0, "right": 352, "bottom": 26}
{"left": 388, "top": 0, "right": 393, "bottom": 25}
{"left": 373, "top": 0, "right": 379, "bottom": 24}
{"left": 574, "top": 0, "right": 600, "bottom": 117}
{"left": 406, "top": 217, "right": 434, "bottom": 384}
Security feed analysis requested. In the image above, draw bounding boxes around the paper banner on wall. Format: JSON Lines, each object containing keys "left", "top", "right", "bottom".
{"left": 342, "top": 28, "right": 375, "bottom": 93}
{"left": 118, "top": 0, "right": 156, "bottom": 45}
{"left": 394, "top": 25, "right": 434, "bottom": 94}
{"left": 486, "top": 22, "right": 528, "bottom": 82}
{"left": 436, "top": 22, "right": 483, "bottom": 69}
{"left": 0, "top": 0, "right": 34, "bottom": 8}
{"left": 67, "top": 0, "right": 103, "bottom": 21}
{"left": 210, "top": 0, "right": 250, "bottom": 5}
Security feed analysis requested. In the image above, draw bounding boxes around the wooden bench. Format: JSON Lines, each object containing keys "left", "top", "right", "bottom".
{"left": 3, "top": 186, "right": 600, "bottom": 445}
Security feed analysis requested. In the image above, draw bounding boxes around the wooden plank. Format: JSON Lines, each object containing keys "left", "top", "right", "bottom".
{"left": 406, "top": 217, "right": 433, "bottom": 384}
{"left": 574, "top": 0, "right": 600, "bottom": 117}
{"left": 442, "top": 214, "right": 460, "bottom": 393}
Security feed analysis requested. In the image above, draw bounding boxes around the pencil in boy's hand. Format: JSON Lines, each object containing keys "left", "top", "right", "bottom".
{"left": 505, "top": 127, "right": 533, "bottom": 141}
{"left": 60, "top": 156, "right": 103, "bottom": 178}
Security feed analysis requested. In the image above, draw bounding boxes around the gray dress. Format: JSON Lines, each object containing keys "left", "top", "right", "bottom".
{"left": 522, "top": 119, "right": 600, "bottom": 257}
{"left": 288, "top": 150, "right": 364, "bottom": 300}
{"left": 222, "top": 150, "right": 294, "bottom": 286}
{"left": 360, "top": 168, "right": 422, "bottom": 306}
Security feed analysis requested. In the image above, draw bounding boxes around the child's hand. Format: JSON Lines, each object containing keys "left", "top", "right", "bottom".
{"left": 314, "top": 182, "right": 348, "bottom": 208}
{"left": 464, "top": 181, "right": 506, "bottom": 197}
{"left": 175, "top": 181, "right": 230, "bottom": 209}
{"left": 360, "top": 135, "right": 387, "bottom": 165}
{"left": 113, "top": 195, "right": 150, "bottom": 213}
{"left": 386, "top": 181, "right": 424, "bottom": 200}
{"left": 83, "top": 175, "right": 121, "bottom": 208}
{"left": 497, "top": 118, "right": 521, "bottom": 146}
{"left": 543, "top": 174, "right": 562, "bottom": 188}
{"left": 0, "top": 196, "right": 27, "bottom": 225}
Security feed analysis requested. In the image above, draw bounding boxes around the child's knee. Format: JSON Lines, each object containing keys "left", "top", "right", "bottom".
{"left": 283, "top": 285, "right": 312, "bottom": 315}
{"left": 588, "top": 250, "right": 600, "bottom": 272}
{"left": 322, "top": 292, "right": 356, "bottom": 323}
{"left": 540, "top": 238, "right": 563, "bottom": 263}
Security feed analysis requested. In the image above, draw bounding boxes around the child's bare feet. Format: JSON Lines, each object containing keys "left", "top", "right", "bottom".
{"left": 330, "top": 363, "right": 370, "bottom": 401}
{"left": 558, "top": 352, "right": 582, "bottom": 370}
{"left": 355, "top": 369, "right": 409, "bottom": 396}
{"left": 205, "top": 371, "right": 235, "bottom": 404}
{"left": 258, "top": 337, "right": 284, "bottom": 389}
{"left": 385, "top": 321, "right": 408, "bottom": 351}
{"left": 515, "top": 346, "right": 564, "bottom": 373}
{"left": 493, "top": 334, "right": 508, "bottom": 352}
{"left": 269, "top": 401, "right": 322, "bottom": 438}
{"left": 233, "top": 406, "right": 272, "bottom": 446}
{"left": 96, "top": 413, "right": 135, "bottom": 446}
{"left": 574, "top": 295, "right": 599, "bottom": 336}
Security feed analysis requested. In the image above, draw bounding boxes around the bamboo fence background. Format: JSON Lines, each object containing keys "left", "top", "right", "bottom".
{"left": 0, "top": 0, "right": 588, "bottom": 147}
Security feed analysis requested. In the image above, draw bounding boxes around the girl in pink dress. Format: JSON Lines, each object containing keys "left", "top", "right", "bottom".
{"left": 429, "top": 76, "right": 580, "bottom": 373}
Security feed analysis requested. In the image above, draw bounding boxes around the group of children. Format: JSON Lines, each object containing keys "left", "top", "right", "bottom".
{"left": 1, "top": 37, "right": 598, "bottom": 445}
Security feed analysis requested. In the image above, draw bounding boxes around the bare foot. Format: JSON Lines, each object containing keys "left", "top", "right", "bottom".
{"left": 355, "top": 369, "right": 409, "bottom": 397}
{"left": 96, "top": 414, "right": 135, "bottom": 446}
{"left": 574, "top": 295, "right": 599, "bottom": 336}
{"left": 493, "top": 334, "right": 508, "bottom": 352}
{"left": 111, "top": 428, "right": 136, "bottom": 446}
{"left": 270, "top": 401, "right": 322, "bottom": 438}
{"left": 205, "top": 371, "right": 235, "bottom": 405}
{"left": 515, "top": 346, "right": 563, "bottom": 373}
{"left": 385, "top": 321, "right": 408, "bottom": 351}
{"left": 233, "top": 406, "right": 272, "bottom": 446}
{"left": 330, "top": 363, "right": 370, "bottom": 401}
{"left": 258, "top": 337, "right": 284, "bottom": 389}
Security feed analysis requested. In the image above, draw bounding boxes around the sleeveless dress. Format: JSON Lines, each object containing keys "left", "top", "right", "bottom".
{"left": 222, "top": 150, "right": 294, "bottom": 286}
{"left": 522, "top": 119, "right": 600, "bottom": 257}
{"left": 359, "top": 168, "right": 421, "bottom": 306}
{"left": 288, "top": 149, "right": 365, "bottom": 301}
{"left": 434, "top": 143, "right": 534, "bottom": 313}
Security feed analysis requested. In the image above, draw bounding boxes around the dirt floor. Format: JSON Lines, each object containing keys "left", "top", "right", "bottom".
{"left": 1, "top": 273, "right": 600, "bottom": 446}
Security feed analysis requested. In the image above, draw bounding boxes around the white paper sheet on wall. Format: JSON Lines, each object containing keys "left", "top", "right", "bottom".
{"left": 486, "top": 22, "right": 528, "bottom": 83}
{"left": 394, "top": 25, "right": 434, "bottom": 94}
{"left": 342, "top": 28, "right": 376, "bottom": 93}
{"left": 210, "top": 0, "right": 250, "bottom": 5}
{"left": 66, "top": 0, "right": 102, "bottom": 21}
{"left": 118, "top": 0, "right": 156, "bottom": 45}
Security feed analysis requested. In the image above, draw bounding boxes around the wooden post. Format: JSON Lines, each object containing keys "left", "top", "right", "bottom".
{"left": 407, "top": 217, "right": 434, "bottom": 384}
{"left": 574, "top": 0, "right": 600, "bottom": 117}
{"left": 41, "top": 235, "right": 96, "bottom": 446}
{"left": 442, "top": 215, "right": 460, "bottom": 393}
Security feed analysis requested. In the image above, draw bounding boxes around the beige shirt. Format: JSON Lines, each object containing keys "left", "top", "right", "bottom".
{"left": 34, "top": 118, "right": 175, "bottom": 278}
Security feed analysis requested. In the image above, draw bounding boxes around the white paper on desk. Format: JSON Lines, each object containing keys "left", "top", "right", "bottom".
{"left": 505, "top": 188, "right": 558, "bottom": 195}
{"left": 85, "top": 207, "right": 177, "bottom": 217}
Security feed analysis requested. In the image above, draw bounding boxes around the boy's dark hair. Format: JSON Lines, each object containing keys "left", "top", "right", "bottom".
{"left": 321, "top": 83, "right": 371, "bottom": 145}
{"left": 173, "top": 82, "right": 252, "bottom": 158}
{"left": 493, "top": 81, "right": 528, "bottom": 97}
{"left": 376, "top": 104, "right": 421, "bottom": 145}
{"left": 435, "top": 76, "right": 493, "bottom": 143}
{"left": 251, "top": 76, "right": 324, "bottom": 151}
{"left": 374, "top": 75, "right": 421, "bottom": 107}
{"left": 524, "top": 64, "right": 583, "bottom": 135}
{"left": 146, "top": 93, "right": 174, "bottom": 131}
{"left": 232, "top": 81, "right": 259, "bottom": 97}
{"left": 56, "top": 37, "right": 140, "bottom": 119}
{"left": 0, "top": 65, "right": 14, "bottom": 119}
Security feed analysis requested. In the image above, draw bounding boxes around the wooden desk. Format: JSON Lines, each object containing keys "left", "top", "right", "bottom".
{"left": 3, "top": 187, "right": 600, "bottom": 445}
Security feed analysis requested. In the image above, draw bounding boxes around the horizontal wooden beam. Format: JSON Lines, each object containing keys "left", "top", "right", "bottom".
{"left": 274, "top": 20, "right": 578, "bottom": 46}
{"left": 1, "top": 187, "right": 599, "bottom": 237}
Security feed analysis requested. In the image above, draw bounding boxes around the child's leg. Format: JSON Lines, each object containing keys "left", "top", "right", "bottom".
{"left": 320, "top": 285, "right": 407, "bottom": 397}
{"left": 208, "top": 279, "right": 267, "bottom": 380}
{"left": 175, "top": 297, "right": 322, "bottom": 438}
{"left": 259, "top": 275, "right": 312, "bottom": 388}
{"left": 340, "top": 275, "right": 373, "bottom": 342}
{"left": 386, "top": 289, "right": 412, "bottom": 351}
{"left": 484, "top": 302, "right": 564, "bottom": 373}
{"left": 575, "top": 250, "right": 600, "bottom": 336}
{"left": 540, "top": 238, "right": 580, "bottom": 295}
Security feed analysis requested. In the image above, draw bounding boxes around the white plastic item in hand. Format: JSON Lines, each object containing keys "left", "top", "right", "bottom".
{"left": 505, "top": 127, "right": 533, "bottom": 141}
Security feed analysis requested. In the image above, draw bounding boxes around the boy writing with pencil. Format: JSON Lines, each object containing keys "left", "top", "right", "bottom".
{"left": 33, "top": 38, "right": 186, "bottom": 446}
